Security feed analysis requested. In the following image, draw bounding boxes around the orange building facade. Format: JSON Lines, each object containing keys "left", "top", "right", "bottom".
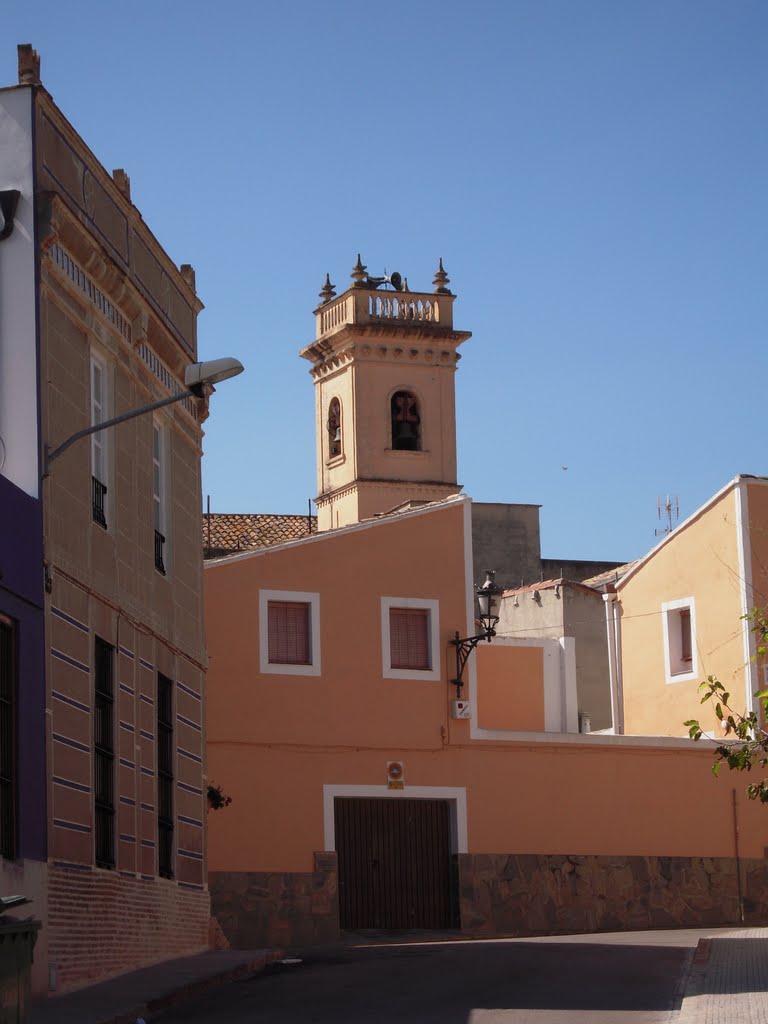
{"left": 205, "top": 269, "right": 768, "bottom": 947}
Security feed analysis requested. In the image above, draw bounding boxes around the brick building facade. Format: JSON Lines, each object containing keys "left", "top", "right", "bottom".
{"left": 1, "top": 45, "right": 210, "bottom": 993}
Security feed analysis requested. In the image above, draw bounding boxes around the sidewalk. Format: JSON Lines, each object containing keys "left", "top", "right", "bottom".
{"left": 677, "top": 927, "right": 768, "bottom": 1023}
{"left": 30, "top": 947, "right": 284, "bottom": 1024}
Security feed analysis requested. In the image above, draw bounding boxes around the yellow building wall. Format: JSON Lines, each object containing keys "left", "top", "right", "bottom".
{"left": 619, "top": 486, "right": 747, "bottom": 737}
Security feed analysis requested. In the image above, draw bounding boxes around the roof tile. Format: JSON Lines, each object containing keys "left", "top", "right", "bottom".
{"left": 203, "top": 513, "right": 316, "bottom": 557}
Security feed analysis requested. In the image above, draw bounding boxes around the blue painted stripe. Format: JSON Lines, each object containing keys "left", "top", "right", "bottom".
{"left": 53, "top": 733, "right": 89, "bottom": 753}
{"left": 177, "top": 781, "right": 203, "bottom": 796}
{"left": 119, "top": 720, "right": 135, "bottom": 733}
{"left": 141, "top": 839, "right": 156, "bottom": 848}
{"left": 51, "top": 648, "right": 90, "bottom": 674}
{"left": 119, "top": 796, "right": 136, "bottom": 806}
{"left": 139, "top": 729, "right": 154, "bottom": 741}
{"left": 178, "top": 747, "right": 202, "bottom": 764}
{"left": 53, "top": 818, "right": 91, "bottom": 834}
{"left": 178, "top": 848, "right": 203, "bottom": 861}
{"left": 119, "top": 757, "right": 135, "bottom": 770}
{"left": 140, "top": 802, "right": 155, "bottom": 812}
{"left": 119, "top": 833, "right": 136, "bottom": 844}
{"left": 178, "top": 815, "right": 203, "bottom": 828}
{"left": 178, "top": 881, "right": 205, "bottom": 891}
{"left": 53, "top": 860, "right": 92, "bottom": 873}
{"left": 119, "top": 683, "right": 135, "bottom": 696}
{"left": 177, "top": 681, "right": 201, "bottom": 702}
{"left": 120, "top": 870, "right": 136, "bottom": 878}
{"left": 140, "top": 766, "right": 155, "bottom": 777}
{"left": 119, "top": 646, "right": 135, "bottom": 660}
{"left": 51, "top": 606, "right": 89, "bottom": 634}
{"left": 139, "top": 658, "right": 154, "bottom": 671}
{"left": 139, "top": 694, "right": 155, "bottom": 706}
{"left": 53, "top": 775, "right": 91, "bottom": 794}
{"left": 177, "top": 713, "right": 201, "bottom": 732}
{"left": 52, "top": 690, "right": 90, "bottom": 714}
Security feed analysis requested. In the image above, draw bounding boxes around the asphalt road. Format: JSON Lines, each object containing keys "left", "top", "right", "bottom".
{"left": 161, "top": 932, "right": 697, "bottom": 1023}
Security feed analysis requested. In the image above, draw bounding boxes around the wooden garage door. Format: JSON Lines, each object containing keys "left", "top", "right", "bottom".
{"left": 334, "top": 797, "right": 456, "bottom": 930}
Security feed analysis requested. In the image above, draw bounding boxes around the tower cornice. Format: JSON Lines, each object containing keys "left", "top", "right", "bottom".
{"left": 301, "top": 326, "right": 471, "bottom": 378}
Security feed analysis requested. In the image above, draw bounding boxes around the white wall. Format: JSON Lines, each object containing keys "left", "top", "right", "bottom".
{"left": 0, "top": 87, "right": 38, "bottom": 498}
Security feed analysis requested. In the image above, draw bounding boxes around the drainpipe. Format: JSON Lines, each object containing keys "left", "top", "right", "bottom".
{"left": 603, "top": 592, "right": 624, "bottom": 735}
{"left": 612, "top": 596, "right": 625, "bottom": 734}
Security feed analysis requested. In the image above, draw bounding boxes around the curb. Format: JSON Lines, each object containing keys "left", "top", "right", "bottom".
{"left": 675, "top": 937, "right": 714, "bottom": 1021}
{"left": 90, "top": 951, "right": 285, "bottom": 1024}
{"left": 692, "top": 938, "right": 712, "bottom": 964}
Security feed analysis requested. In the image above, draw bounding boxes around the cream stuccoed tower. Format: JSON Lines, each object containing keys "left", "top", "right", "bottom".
{"left": 300, "top": 257, "right": 472, "bottom": 531}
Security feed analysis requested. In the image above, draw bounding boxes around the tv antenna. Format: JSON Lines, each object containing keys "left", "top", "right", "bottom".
{"left": 655, "top": 495, "right": 679, "bottom": 536}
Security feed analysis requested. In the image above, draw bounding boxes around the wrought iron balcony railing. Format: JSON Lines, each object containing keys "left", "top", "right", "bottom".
{"left": 92, "top": 476, "right": 107, "bottom": 529}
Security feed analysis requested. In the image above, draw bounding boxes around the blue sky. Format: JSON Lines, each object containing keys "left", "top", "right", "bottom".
{"left": 5, "top": 1, "right": 766, "bottom": 562}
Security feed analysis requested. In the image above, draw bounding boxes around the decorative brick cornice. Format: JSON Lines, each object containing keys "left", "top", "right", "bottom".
{"left": 307, "top": 337, "right": 462, "bottom": 379}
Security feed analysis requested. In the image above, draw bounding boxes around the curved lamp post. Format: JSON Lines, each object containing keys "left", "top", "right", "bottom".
{"left": 43, "top": 356, "right": 244, "bottom": 476}
{"left": 449, "top": 569, "right": 504, "bottom": 699}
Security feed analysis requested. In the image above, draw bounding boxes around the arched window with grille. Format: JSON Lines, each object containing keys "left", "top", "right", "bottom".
{"left": 391, "top": 390, "right": 421, "bottom": 451}
{"left": 327, "top": 398, "right": 342, "bottom": 458}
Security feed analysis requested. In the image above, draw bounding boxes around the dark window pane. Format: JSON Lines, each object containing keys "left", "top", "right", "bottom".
{"left": 94, "top": 637, "right": 115, "bottom": 868}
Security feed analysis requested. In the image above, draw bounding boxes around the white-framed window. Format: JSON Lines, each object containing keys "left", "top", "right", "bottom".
{"left": 90, "top": 353, "right": 109, "bottom": 528}
{"left": 662, "top": 597, "right": 698, "bottom": 684}
{"left": 152, "top": 420, "right": 169, "bottom": 575}
{"left": 259, "top": 590, "right": 321, "bottom": 676}
{"left": 381, "top": 597, "right": 440, "bottom": 680}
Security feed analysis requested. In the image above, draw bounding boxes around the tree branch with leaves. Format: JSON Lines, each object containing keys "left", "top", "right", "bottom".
{"left": 685, "top": 608, "right": 768, "bottom": 802}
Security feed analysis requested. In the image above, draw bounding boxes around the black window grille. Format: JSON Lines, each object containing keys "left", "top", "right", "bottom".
{"left": 157, "top": 672, "right": 174, "bottom": 878}
{"left": 0, "top": 617, "right": 16, "bottom": 860}
{"left": 154, "top": 530, "right": 166, "bottom": 575}
{"left": 92, "top": 476, "right": 108, "bottom": 529}
{"left": 94, "top": 636, "right": 115, "bottom": 869}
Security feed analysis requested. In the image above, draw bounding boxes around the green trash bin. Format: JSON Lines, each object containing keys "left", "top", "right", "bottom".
{"left": 0, "top": 898, "right": 41, "bottom": 1024}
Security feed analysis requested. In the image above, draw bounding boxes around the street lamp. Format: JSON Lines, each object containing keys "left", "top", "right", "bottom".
{"left": 449, "top": 569, "right": 504, "bottom": 699}
{"left": 43, "top": 356, "right": 244, "bottom": 476}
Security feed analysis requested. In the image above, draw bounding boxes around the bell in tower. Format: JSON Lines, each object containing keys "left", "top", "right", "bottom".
{"left": 391, "top": 391, "right": 421, "bottom": 451}
{"left": 300, "top": 257, "right": 472, "bottom": 531}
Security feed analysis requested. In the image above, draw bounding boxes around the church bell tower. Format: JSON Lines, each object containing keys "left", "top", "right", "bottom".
{"left": 300, "top": 257, "right": 471, "bottom": 531}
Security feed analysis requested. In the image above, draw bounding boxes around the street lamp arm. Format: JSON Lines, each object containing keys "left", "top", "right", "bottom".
{"left": 449, "top": 628, "right": 495, "bottom": 699}
{"left": 44, "top": 387, "right": 194, "bottom": 475}
{"left": 43, "top": 355, "right": 245, "bottom": 478}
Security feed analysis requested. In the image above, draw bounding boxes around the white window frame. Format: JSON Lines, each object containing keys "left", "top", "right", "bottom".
{"left": 90, "top": 352, "right": 108, "bottom": 485}
{"left": 381, "top": 597, "right": 440, "bottom": 681}
{"left": 152, "top": 419, "right": 170, "bottom": 572}
{"left": 90, "top": 351, "right": 110, "bottom": 529}
{"left": 662, "top": 597, "right": 698, "bottom": 684}
{"left": 259, "top": 590, "right": 321, "bottom": 677}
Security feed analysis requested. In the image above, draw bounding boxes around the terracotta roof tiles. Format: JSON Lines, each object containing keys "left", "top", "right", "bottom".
{"left": 202, "top": 513, "right": 317, "bottom": 557}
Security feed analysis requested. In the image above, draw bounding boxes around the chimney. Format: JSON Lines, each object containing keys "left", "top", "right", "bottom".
{"left": 18, "top": 44, "right": 41, "bottom": 86}
{"left": 179, "top": 264, "right": 196, "bottom": 292}
{"left": 112, "top": 169, "right": 131, "bottom": 201}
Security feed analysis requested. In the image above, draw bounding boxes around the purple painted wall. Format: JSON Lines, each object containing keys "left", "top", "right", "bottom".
{"left": 0, "top": 473, "right": 46, "bottom": 861}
